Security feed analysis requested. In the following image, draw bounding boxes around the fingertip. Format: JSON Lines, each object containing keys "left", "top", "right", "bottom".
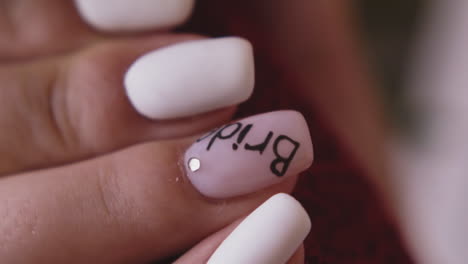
{"left": 175, "top": 197, "right": 308, "bottom": 264}
{"left": 207, "top": 194, "right": 311, "bottom": 264}
{"left": 124, "top": 37, "right": 255, "bottom": 120}
{"left": 74, "top": 0, "right": 195, "bottom": 32}
{"left": 183, "top": 111, "right": 313, "bottom": 199}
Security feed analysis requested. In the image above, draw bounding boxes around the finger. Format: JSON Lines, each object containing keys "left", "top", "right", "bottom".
{"left": 0, "top": 0, "right": 98, "bottom": 60}
{"left": 176, "top": 236, "right": 306, "bottom": 264}
{"left": 174, "top": 219, "right": 244, "bottom": 264}
{"left": 206, "top": 194, "right": 310, "bottom": 264}
{"left": 0, "top": 35, "right": 254, "bottom": 175}
{"left": 74, "top": 0, "right": 195, "bottom": 33}
{"left": 0, "top": 111, "right": 313, "bottom": 264}
{"left": 0, "top": 0, "right": 195, "bottom": 60}
{"left": 178, "top": 245, "right": 305, "bottom": 264}
{"left": 175, "top": 195, "right": 309, "bottom": 264}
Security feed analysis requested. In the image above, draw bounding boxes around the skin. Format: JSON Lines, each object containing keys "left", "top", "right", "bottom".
{"left": 0, "top": 1, "right": 308, "bottom": 263}
{"left": 4, "top": 0, "right": 427, "bottom": 263}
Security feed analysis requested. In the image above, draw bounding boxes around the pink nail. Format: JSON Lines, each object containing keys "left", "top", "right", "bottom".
{"left": 184, "top": 110, "right": 314, "bottom": 199}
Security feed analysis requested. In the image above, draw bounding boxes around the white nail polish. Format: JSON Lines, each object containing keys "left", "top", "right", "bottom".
{"left": 207, "top": 194, "right": 311, "bottom": 264}
{"left": 75, "top": 0, "right": 194, "bottom": 32}
{"left": 125, "top": 37, "right": 255, "bottom": 120}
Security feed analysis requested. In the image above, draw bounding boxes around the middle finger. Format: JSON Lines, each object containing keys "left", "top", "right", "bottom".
{"left": 0, "top": 34, "right": 254, "bottom": 175}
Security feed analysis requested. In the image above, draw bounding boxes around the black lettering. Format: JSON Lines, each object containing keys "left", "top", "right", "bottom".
{"left": 244, "top": 131, "right": 274, "bottom": 154}
{"left": 206, "top": 123, "right": 242, "bottom": 151}
{"left": 196, "top": 128, "right": 219, "bottom": 143}
{"left": 232, "top": 124, "right": 253, "bottom": 151}
{"left": 270, "top": 135, "right": 300, "bottom": 177}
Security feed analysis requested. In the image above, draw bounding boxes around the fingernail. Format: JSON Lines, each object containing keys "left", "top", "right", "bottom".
{"left": 208, "top": 193, "right": 311, "bottom": 264}
{"left": 125, "top": 37, "right": 255, "bottom": 120}
{"left": 75, "top": 0, "right": 195, "bottom": 32}
{"left": 184, "top": 110, "right": 313, "bottom": 199}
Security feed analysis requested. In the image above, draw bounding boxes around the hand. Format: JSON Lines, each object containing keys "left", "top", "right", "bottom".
{"left": 0, "top": 1, "right": 314, "bottom": 263}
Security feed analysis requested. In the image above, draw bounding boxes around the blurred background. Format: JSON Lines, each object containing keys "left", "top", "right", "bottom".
{"left": 356, "top": 0, "right": 423, "bottom": 134}
{"left": 179, "top": 1, "right": 430, "bottom": 263}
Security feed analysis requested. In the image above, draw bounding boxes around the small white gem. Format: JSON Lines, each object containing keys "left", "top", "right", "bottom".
{"left": 188, "top": 158, "right": 201, "bottom": 172}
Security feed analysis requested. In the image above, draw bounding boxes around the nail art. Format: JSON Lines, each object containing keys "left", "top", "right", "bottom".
{"left": 207, "top": 193, "right": 311, "bottom": 264}
{"left": 184, "top": 111, "right": 313, "bottom": 199}
{"left": 125, "top": 37, "right": 255, "bottom": 120}
{"left": 75, "top": 0, "right": 195, "bottom": 31}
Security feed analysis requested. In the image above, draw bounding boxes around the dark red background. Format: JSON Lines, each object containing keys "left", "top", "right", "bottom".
{"left": 181, "top": 2, "right": 415, "bottom": 262}
{"left": 236, "top": 61, "right": 413, "bottom": 263}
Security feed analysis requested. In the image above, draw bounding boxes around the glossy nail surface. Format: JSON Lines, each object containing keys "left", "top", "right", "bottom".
{"left": 125, "top": 37, "right": 255, "bottom": 120}
{"left": 207, "top": 193, "right": 311, "bottom": 264}
{"left": 75, "top": 0, "right": 194, "bottom": 32}
{"left": 184, "top": 111, "right": 313, "bottom": 199}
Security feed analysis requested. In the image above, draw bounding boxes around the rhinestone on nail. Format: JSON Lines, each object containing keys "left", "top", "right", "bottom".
{"left": 188, "top": 158, "right": 201, "bottom": 172}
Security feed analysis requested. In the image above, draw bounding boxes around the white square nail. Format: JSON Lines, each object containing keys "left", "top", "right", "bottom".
{"left": 75, "top": 0, "right": 195, "bottom": 31}
{"left": 208, "top": 194, "right": 311, "bottom": 264}
{"left": 125, "top": 37, "right": 255, "bottom": 120}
